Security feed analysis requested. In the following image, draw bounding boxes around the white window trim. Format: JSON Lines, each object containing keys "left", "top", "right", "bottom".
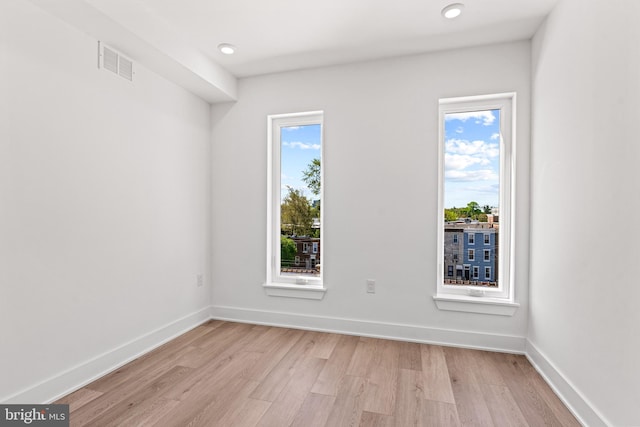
{"left": 484, "top": 233, "right": 490, "bottom": 245}
{"left": 435, "top": 93, "right": 518, "bottom": 315}
{"left": 468, "top": 249, "right": 475, "bottom": 261}
{"left": 485, "top": 266, "right": 491, "bottom": 280}
{"left": 468, "top": 233, "right": 475, "bottom": 244}
{"left": 265, "top": 111, "right": 326, "bottom": 300}
{"left": 484, "top": 249, "right": 490, "bottom": 262}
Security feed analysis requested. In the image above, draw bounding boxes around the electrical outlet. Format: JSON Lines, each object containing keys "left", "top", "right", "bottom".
{"left": 197, "top": 274, "right": 204, "bottom": 287}
{"left": 366, "top": 279, "right": 375, "bottom": 294}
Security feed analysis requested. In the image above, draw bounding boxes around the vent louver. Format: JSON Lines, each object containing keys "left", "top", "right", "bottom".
{"left": 98, "top": 42, "right": 134, "bottom": 82}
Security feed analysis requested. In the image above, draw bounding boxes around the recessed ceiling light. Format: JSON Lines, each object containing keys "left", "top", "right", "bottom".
{"left": 217, "top": 43, "right": 236, "bottom": 55}
{"left": 442, "top": 3, "right": 464, "bottom": 19}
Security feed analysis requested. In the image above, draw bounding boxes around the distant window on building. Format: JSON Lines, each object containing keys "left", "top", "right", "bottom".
{"left": 484, "top": 234, "right": 490, "bottom": 245}
{"left": 312, "top": 242, "right": 318, "bottom": 253}
{"left": 453, "top": 253, "right": 458, "bottom": 261}
{"left": 448, "top": 265, "right": 454, "bottom": 276}
{"left": 468, "top": 249, "right": 475, "bottom": 261}
{"left": 295, "top": 256, "right": 300, "bottom": 266}
{"left": 484, "top": 250, "right": 490, "bottom": 261}
{"left": 468, "top": 233, "right": 475, "bottom": 245}
{"left": 303, "top": 243, "right": 308, "bottom": 253}
{"left": 485, "top": 267, "right": 491, "bottom": 280}
{"left": 473, "top": 266, "right": 479, "bottom": 279}
{"left": 453, "top": 235, "right": 458, "bottom": 244}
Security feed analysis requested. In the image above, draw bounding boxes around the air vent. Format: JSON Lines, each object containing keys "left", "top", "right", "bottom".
{"left": 98, "top": 42, "right": 134, "bottom": 82}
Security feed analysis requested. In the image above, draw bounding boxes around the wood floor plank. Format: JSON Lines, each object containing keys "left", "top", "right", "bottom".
{"left": 359, "top": 411, "right": 396, "bottom": 427}
{"left": 324, "top": 375, "right": 367, "bottom": 427}
{"left": 256, "top": 356, "right": 326, "bottom": 427}
{"left": 58, "top": 322, "right": 579, "bottom": 427}
{"left": 419, "top": 399, "right": 461, "bottom": 427}
{"left": 241, "top": 328, "right": 305, "bottom": 382}
{"left": 398, "top": 341, "right": 422, "bottom": 371}
{"left": 421, "top": 344, "right": 456, "bottom": 404}
{"left": 310, "top": 331, "right": 341, "bottom": 359}
{"left": 496, "top": 354, "right": 565, "bottom": 427}
{"left": 250, "top": 330, "right": 322, "bottom": 402}
{"left": 311, "top": 334, "right": 359, "bottom": 396}
{"left": 480, "top": 384, "right": 528, "bottom": 427}
{"left": 443, "top": 346, "right": 494, "bottom": 426}
{"left": 346, "top": 337, "right": 381, "bottom": 377}
{"left": 54, "top": 388, "right": 103, "bottom": 412}
{"left": 212, "top": 398, "right": 271, "bottom": 427}
{"left": 362, "top": 339, "right": 399, "bottom": 415}
{"left": 290, "top": 393, "right": 336, "bottom": 427}
{"left": 394, "top": 368, "right": 425, "bottom": 426}
{"left": 507, "top": 354, "right": 581, "bottom": 427}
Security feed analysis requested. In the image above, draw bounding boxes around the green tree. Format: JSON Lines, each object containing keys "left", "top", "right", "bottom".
{"left": 483, "top": 205, "right": 492, "bottom": 214}
{"left": 280, "top": 236, "right": 297, "bottom": 265}
{"left": 444, "top": 209, "right": 458, "bottom": 222}
{"left": 301, "top": 158, "right": 321, "bottom": 196}
{"left": 478, "top": 213, "right": 488, "bottom": 222}
{"left": 466, "top": 201, "right": 481, "bottom": 219}
{"left": 281, "top": 186, "right": 313, "bottom": 236}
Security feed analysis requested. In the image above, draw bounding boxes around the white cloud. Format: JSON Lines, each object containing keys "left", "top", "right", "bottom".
{"left": 445, "top": 169, "right": 498, "bottom": 182}
{"left": 282, "top": 141, "right": 321, "bottom": 150}
{"left": 490, "top": 133, "right": 500, "bottom": 140}
{"left": 455, "top": 126, "right": 464, "bottom": 134}
{"left": 445, "top": 111, "right": 496, "bottom": 126}
{"left": 445, "top": 153, "right": 488, "bottom": 171}
{"left": 445, "top": 139, "right": 499, "bottom": 158}
{"left": 283, "top": 126, "right": 300, "bottom": 131}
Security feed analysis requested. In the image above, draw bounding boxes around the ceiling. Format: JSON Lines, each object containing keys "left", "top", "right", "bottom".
{"left": 29, "top": 0, "right": 561, "bottom": 102}
{"left": 129, "top": 0, "right": 561, "bottom": 77}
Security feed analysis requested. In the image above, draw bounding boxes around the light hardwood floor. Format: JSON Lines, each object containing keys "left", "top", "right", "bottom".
{"left": 57, "top": 320, "right": 580, "bottom": 426}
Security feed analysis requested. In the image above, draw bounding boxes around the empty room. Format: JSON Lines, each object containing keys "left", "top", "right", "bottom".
{"left": 1, "top": 0, "right": 638, "bottom": 426}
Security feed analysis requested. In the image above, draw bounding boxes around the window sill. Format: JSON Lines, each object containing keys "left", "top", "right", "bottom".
{"left": 263, "top": 282, "right": 326, "bottom": 300}
{"left": 433, "top": 294, "right": 519, "bottom": 316}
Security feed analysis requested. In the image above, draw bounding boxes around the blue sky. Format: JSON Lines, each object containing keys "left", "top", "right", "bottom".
{"left": 444, "top": 109, "right": 500, "bottom": 209}
{"left": 280, "top": 124, "right": 321, "bottom": 200}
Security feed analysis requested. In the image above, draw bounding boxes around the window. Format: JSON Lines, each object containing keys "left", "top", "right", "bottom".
{"left": 448, "top": 265, "right": 454, "bottom": 276}
{"left": 485, "top": 267, "right": 491, "bottom": 280}
{"left": 453, "top": 235, "right": 458, "bottom": 244}
{"left": 473, "top": 266, "right": 479, "bottom": 279}
{"left": 266, "top": 112, "right": 324, "bottom": 297}
{"left": 435, "top": 93, "right": 517, "bottom": 313}
{"left": 453, "top": 253, "right": 458, "bottom": 261}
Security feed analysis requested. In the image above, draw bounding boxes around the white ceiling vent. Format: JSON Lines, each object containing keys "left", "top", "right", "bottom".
{"left": 98, "top": 42, "right": 134, "bottom": 81}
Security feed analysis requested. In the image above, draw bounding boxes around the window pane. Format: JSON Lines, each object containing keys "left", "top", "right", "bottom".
{"left": 443, "top": 109, "right": 500, "bottom": 287}
{"left": 280, "top": 124, "right": 321, "bottom": 278}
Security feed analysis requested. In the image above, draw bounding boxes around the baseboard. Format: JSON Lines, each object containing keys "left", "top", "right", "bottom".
{"left": 210, "top": 305, "right": 526, "bottom": 353}
{"left": 525, "top": 339, "right": 608, "bottom": 427}
{"left": 2, "top": 307, "right": 211, "bottom": 404}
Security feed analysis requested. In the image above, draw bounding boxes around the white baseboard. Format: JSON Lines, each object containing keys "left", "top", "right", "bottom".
{"left": 525, "top": 340, "right": 608, "bottom": 427}
{"left": 2, "top": 307, "right": 211, "bottom": 404}
{"left": 210, "top": 305, "right": 526, "bottom": 353}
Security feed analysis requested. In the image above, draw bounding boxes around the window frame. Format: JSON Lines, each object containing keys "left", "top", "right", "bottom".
{"left": 265, "top": 111, "right": 326, "bottom": 299}
{"left": 434, "top": 93, "right": 518, "bottom": 314}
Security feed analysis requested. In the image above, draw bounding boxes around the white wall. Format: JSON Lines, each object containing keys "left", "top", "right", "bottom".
{"left": 0, "top": 0, "right": 211, "bottom": 402}
{"left": 211, "top": 41, "right": 531, "bottom": 349}
{"left": 529, "top": 0, "right": 640, "bottom": 425}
